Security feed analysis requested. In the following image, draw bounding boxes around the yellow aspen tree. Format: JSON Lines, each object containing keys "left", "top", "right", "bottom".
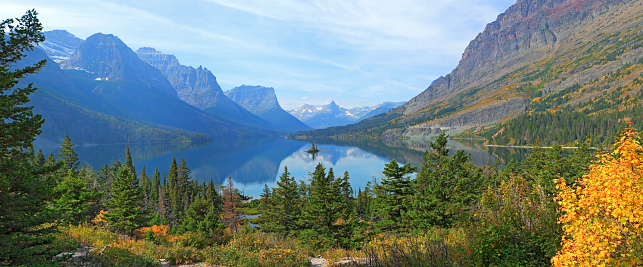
{"left": 552, "top": 126, "right": 643, "bottom": 266}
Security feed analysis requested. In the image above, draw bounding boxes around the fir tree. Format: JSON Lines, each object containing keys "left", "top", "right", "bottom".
{"left": 104, "top": 166, "right": 147, "bottom": 235}
{"left": 178, "top": 197, "right": 225, "bottom": 237}
{"left": 168, "top": 156, "right": 181, "bottom": 216}
{"left": 51, "top": 170, "right": 102, "bottom": 225}
{"left": 300, "top": 163, "right": 342, "bottom": 248}
{"left": 373, "top": 159, "right": 415, "bottom": 232}
{"left": 262, "top": 167, "right": 301, "bottom": 236}
{"left": 178, "top": 158, "right": 192, "bottom": 214}
{"left": 408, "top": 133, "right": 483, "bottom": 229}
{"left": 0, "top": 10, "right": 58, "bottom": 264}
{"left": 58, "top": 135, "right": 79, "bottom": 171}
{"left": 32, "top": 149, "right": 45, "bottom": 168}
{"left": 206, "top": 178, "right": 222, "bottom": 212}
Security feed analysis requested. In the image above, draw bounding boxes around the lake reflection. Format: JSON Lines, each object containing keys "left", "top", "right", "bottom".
{"left": 37, "top": 137, "right": 530, "bottom": 198}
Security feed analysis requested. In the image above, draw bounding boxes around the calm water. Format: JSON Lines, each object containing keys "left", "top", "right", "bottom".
{"left": 37, "top": 137, "right": 529, "bottom": 199}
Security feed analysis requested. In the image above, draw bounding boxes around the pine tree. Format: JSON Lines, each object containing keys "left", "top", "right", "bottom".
{"left": 104, "top": 166, "right": 147, "bottom": 235}
{"left": 58, "top": 135, "right": 79, "bottom": 171}
{"left": 0, "top": 10, "right": 59, "bottom": 264}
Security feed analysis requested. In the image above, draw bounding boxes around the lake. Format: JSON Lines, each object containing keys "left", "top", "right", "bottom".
{"left": 36, "top": 137, "right": 530, "bottom": 199}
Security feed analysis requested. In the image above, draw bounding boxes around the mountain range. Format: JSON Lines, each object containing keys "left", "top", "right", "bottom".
{"left": 298, "top": 0, "right": 643, "bottom": 147}
{"left": 25, "top": 31, "right": 291, "bottom": 145}
{"left": 289, "top": 101, "right": 404, "bottom": 129}
{"left": 134, "top": 47, "right": 279, "bottom": 131}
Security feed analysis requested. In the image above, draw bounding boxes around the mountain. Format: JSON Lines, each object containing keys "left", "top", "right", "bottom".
{"left": 37, "top": 30, "right": 83, "bottom": 63}
{"left": 18, "top": 48, "right": 211, "bottom": 146}
{"left": 358, "top": 102, "right": 406, "bottom": 120}
{"left": 224, "top": 85, "right": 312, "bottom": 133}
{"left": 289, "top": 101, "right": 403, "bottom": 129}
{"left": 298, "top": 0, "right": 643, "bottom": 147}
{"left": 134, "top": 48, "right": 276, "bottom": 130}
{"left": 55, "top": 33, "right": 274, "bottom": 141}
{"left": 61, "top": 33, "right": 177, "bottom": 98}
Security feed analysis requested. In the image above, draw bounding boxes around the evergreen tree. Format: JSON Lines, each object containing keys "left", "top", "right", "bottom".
{"left": 178, "top": 197, "right": 225, "bottom": 236}
{"left": 45, "top": 152, "right": 56, "bottom": 166}
{"left": 262, "top": 167, "right": 301, "bottom": 236}
{"left": 150, "top": 168, "right": 161, "bottom": 211}
{"left": 32, "top": 149, "right": 45, "bottom": 168}
{"left": 58, "top": 135, "right": 79, "bottom": 171}
{"left": 300, "top": 163, "right": 343, "bottom": 248}
{"left": 104, "top": 166, "right": 147, "bottom": 235}
{"left": 373, "top": 159, "right": 415, "bottom": 232}
{"left": 125, "top": 144, "right": 136, "bottom": 180}
{"left": 0, "top": 10, "right": 58, "bottom": 264}
{"left": 333, "top": 171, "right": 356, "bottom": 248}
{"left": 168, "top": 156, "right": 181, "bottom": 216}
{"left": 206, "top": 178, "right": 222, "bottom": 212}
{"left": 408, "top": 133, "right": 483, "bottom": 229}
{"left": 178, "top": 158, "right": 192, "bottom": 214}
{"left": 51, "top": 170, "right": 102, "bottom": 225}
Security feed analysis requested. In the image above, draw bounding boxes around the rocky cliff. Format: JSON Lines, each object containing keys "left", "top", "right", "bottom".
{"left": 135, "top": 47, "right": 277, "bottom": 131}
{"left": 225, "top": 85, "right": 312, "bottom": 133}
{"left": 62, "top": 33, "right": 178, "bottom": 98}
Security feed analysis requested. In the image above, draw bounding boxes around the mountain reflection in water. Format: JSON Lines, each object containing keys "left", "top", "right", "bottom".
{"left": 36, "top": 137, "right": 529, "bottom": 198}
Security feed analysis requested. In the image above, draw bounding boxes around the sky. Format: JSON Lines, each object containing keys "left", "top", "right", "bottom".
{"left": 2, "top": 0, "right": 516, "bottom": 110}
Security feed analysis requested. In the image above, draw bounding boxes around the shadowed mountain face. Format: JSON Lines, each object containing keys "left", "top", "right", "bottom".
{"left": 38, "top": 30, "right": 83, "bottom": 63}
{"left": 62, "top": 33, "right": 177, "bottom": 98}
{"left": 53, "top": 33, "right": 275, "bottom": 140}
{"left": 135, "top": 47, "right": 277, "bottom": 131}
{"left": 299, "top": 0, "right": 643, "bottom": 143}
{"left": 18, "top": 48, "right": 211, "bottom": 145}
{"left": 225, "top": 85, "right": 312, "bottom": 133}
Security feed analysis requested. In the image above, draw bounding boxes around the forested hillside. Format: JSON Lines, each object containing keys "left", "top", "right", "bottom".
{"left": 297, "top": 0, "right": 643, "bottom": 148}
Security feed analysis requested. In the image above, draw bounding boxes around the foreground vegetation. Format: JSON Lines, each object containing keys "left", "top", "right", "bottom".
{"left": 3, "top": 9, "right": 643, "bottom": 267}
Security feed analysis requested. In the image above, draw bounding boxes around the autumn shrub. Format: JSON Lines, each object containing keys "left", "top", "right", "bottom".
{"left": 137, "top": 224, "right": 174, "bottom": 245}
{"left": 362, "top": 229, "right": 472, "bottom": 267}
{"left": 472, "top": 175, "right": 560, "bottom": 266}
{"left": 204, "top": 231, "right": 310, "bottom": 267}
{"left": 552, "top": 126, "right": 643, "bottom": 266}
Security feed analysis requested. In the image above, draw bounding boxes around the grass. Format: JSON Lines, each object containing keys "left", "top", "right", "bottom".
{"left": 51, "top": 224, "right": 310, "bottom": 266}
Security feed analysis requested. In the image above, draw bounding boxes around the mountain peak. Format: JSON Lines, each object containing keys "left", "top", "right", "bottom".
{"left": 225, "top": 85, "right": 312, "bottom": 133}
{"left": 62, "top": 33, "right": 177, "bottom": 97}
{"left": 38, "top": 30, "right": 83, "bottom": 63}
{"left": 225, "top": 85, "right": 280, "bottom": 112}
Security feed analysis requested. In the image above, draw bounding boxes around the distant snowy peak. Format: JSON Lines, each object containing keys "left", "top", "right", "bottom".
{"left": 38, "top": 30, "right": 83, "bottom": 63}
{"left": 289, "top": 101, "right": 404, "bottom": 129}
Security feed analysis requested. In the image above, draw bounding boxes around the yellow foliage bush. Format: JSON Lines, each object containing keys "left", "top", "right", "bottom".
{"left": 552, "top": 126, "right": 643, "bottom": 266}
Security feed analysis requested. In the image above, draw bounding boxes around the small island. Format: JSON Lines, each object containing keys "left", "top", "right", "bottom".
{"left": 306, "top": 142, "right": 320, "bottom": 154}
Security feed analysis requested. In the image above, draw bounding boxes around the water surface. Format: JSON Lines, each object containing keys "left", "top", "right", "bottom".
{"left": 37, "top": 137, "right": 530, "bottom": 198}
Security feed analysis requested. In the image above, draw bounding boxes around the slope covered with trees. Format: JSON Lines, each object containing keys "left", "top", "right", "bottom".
{"left": 295, "top": 0, "right": 643, "bottom": 149}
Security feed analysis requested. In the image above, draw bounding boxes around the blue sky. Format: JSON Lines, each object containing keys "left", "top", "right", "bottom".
{"left": 3, "top": 0, "right": 516, "bottom": 110}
